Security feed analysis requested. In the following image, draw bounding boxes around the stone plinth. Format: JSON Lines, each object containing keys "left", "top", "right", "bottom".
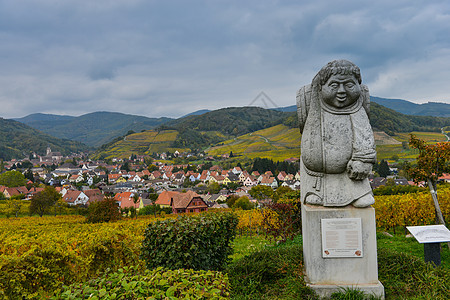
{"left": 302, "top": 203, "right": 384, "bottom": 299}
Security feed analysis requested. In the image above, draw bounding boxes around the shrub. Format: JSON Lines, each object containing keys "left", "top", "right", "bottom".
{"left": 262, "top": 201, "right": 301, "bottom": 243}
{"left": 140, "top": 212, "right": 238, "bottom": 271}
{"left": 55, "top": 266, "right": 229, "bottom": 299}
{"left": 86, "top": 196, "right": 121, "bottom": 223}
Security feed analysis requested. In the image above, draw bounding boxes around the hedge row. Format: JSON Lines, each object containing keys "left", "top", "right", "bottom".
{"left": 140, "top": 212, "right": 239, "bottom": 271}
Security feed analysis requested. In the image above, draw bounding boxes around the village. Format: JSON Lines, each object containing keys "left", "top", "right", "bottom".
{"left": 2, "top": 146, "right": 449, "bottom": 217}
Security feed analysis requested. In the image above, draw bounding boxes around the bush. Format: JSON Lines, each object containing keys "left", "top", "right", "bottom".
{"left": 86, "top": 196, "right": 121, "bottom": 223}
{"left": 262, "top": 201, "right": 301, "bottom": 243}
{"left": 140, "top": 212, "right": 239, "bottom": 271}
{"left": 56, "top": 266, "right": 229, "bottom": 299}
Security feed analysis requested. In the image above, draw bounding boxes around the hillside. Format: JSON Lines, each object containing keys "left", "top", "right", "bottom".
{"left": 369, "top": 102, "right": 450, "bottom": 135}
{"left": 92, "top": 104, "right": 450, "bottom": 160}
{"left": 371, "top": 97, "right": 450, "bottom": 117}
{"left": 91, "top": 129, "right": 191, "bottom": 160}
{"left": 207, "top": 124, "right": 301, "bottom": 161}
{"left": 163, "top": 106, "right": 289, "bottom": 149}
{"left": 0, "top": 118, "right": 89, "bottom": 161}
{"left": 15, "top": 112, "right": 172, "bottom": 148}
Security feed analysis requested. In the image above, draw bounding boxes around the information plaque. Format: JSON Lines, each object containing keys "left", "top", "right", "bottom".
{"left": 406, "top": 225, "right": 450, "bottom": 243}
{"left": 321, "top": 218, "right": 363, "bottom": 258}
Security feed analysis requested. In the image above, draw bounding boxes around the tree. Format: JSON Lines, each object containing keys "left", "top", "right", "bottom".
{"left": 207, "top": 182, "right": 221, "bottom": 194}
{"left": 409, "top": 134, "right": 450, "bottom": 227}
{"left": 132, "top": 193, "right": 140, "bottom": 219}
{"left": 5, "top": 196, "right": 22, "bottom": 218}
{"left": 24, "top": 169, "right": 34, "bottom": 182}
{"left": 226, "top": 195, "right": 239, "bottom": 207}
{"left": 30, "top": 186, "right": 61, "bottom": 217}
{"left": 0, "top": 170, "right": 27, "bottom": 187}
{"left": 377, "top": 160, "right": 390, "bottom": 178}
{"left": 148, "top": 164, "right": 158, "bottom": 172}
{"left": 249, "top": 185, "right": 273, "bottom": 200}
{"left": 273, "top": 186, "right": 293, "bottom": 202}
{"left": 120, "top": 162, "right": 130, "bottom": 172}
{"left": 53, "top": 198, "right": 67, "bottom": 216}
{"left": 232, "top": 196, "right": 254, "bottom": 210}
{"left": 86, "top": 196, "right": 121, "bottom": 223}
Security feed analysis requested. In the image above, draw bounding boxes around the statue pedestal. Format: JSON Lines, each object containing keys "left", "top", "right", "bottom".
{"left": 301, "top": 203, "right": 384, "bottom": 299}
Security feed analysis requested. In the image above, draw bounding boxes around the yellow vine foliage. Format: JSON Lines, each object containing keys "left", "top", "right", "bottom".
{"left": 0, "top": 215, "right": 174, "bottom": 297}
{"left": 373, "top": 187, "right": 450, "bottom": 230}
{"left": 233, "top": 208, "right": 281, "bottom": 232}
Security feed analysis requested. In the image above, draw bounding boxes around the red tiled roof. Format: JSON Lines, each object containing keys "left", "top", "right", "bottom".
{"left": 155, "top": 190, "right": 180, "bottom": 206}
{"left": 171, "top": 190, "right": 206, "bottom": 209}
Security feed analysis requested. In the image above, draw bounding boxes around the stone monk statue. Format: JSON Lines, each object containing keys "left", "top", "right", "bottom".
{"left": 297, "top": 60, "right": 376, "bottom": 207}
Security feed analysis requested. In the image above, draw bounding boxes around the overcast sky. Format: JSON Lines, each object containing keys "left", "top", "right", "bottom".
{"left": 1, "top": 0, "right": 449, "bottom": 119}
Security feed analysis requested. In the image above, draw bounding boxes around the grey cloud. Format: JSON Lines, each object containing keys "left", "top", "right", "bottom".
{"left": 0, "top": 0, "right": 449, "bottom": 119}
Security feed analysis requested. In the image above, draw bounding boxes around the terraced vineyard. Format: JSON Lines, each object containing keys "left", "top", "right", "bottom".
{"left": 207, "top": 124, "right": 301, "bottom": 161}
{"left": 92, "top": 130, "right": 189, "bottom": 159}
{"left": 376, "top": 131, "right": 447, "bottom": 161}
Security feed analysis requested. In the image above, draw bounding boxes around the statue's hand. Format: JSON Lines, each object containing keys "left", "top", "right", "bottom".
{"left": 347, "top": 160, "right": 372, "bottom": 180}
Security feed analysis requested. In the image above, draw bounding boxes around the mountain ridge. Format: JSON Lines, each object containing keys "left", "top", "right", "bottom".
{"left": 14, "top": 111, "right": 173, "bottom": 148}
{"left": 0, "top": 118, "right": 89, "bottom": 161}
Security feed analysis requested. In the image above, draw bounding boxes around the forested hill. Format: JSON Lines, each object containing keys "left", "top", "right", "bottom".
{"left": 371, "top": 97, "right": 450, "bottom": 117}
{"left": 0, "top": 118, "right": 89, "bottom": 161}
{"left": 166, "top": 107, "right": 287, "bottom": 135}
{"left": 14, "top": 112, "right": 173, "bottom": 148}
{"left": 369, "top": 102, "right": 450, "bottom": 135}
{"left": 160, "top": 107, "right": 288, "bottom": 149}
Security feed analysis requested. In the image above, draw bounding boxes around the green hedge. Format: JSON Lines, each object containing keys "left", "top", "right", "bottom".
{"left": 140, "top": 212, "right": 239, "bottom": 271}
{"left": 55, "top": 266, "right": 229, "bottom": 299}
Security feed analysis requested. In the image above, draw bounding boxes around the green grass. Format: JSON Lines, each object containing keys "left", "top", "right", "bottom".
{"left": 377, "top": 232, "right": 450, "bottom": 269}
{"left": 227, "top": 235, "right": 316, "bottom": 299}
{"left": 230, "top": 235, "right": 271, "bottom": 261}
{"left": 228, "top": 234, "right": 450, "bottom": 299}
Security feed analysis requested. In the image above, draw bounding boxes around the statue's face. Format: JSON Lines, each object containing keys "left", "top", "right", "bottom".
{"left": 321, "top": 74, "right": 361, "bottom": 108}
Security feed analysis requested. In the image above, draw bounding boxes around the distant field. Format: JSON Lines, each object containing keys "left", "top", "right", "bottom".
{"left": 207, "top": 124, "right": 300, "bottom": 161}
{"left": 393, "top": 131, "right": 446, "bottom": 143}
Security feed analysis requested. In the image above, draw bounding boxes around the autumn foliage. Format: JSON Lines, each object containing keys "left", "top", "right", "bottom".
{"left": 408, "top": 134, "right": 450, "bottom": 184}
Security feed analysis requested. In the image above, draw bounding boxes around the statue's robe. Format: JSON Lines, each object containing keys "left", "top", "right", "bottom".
{"left": 297, "top": 84, "right": 376, "bottom": 206}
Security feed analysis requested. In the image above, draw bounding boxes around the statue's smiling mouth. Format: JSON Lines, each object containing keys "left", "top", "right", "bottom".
{"left": 336, "top": 95, "right": 347, "bottom": 102}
